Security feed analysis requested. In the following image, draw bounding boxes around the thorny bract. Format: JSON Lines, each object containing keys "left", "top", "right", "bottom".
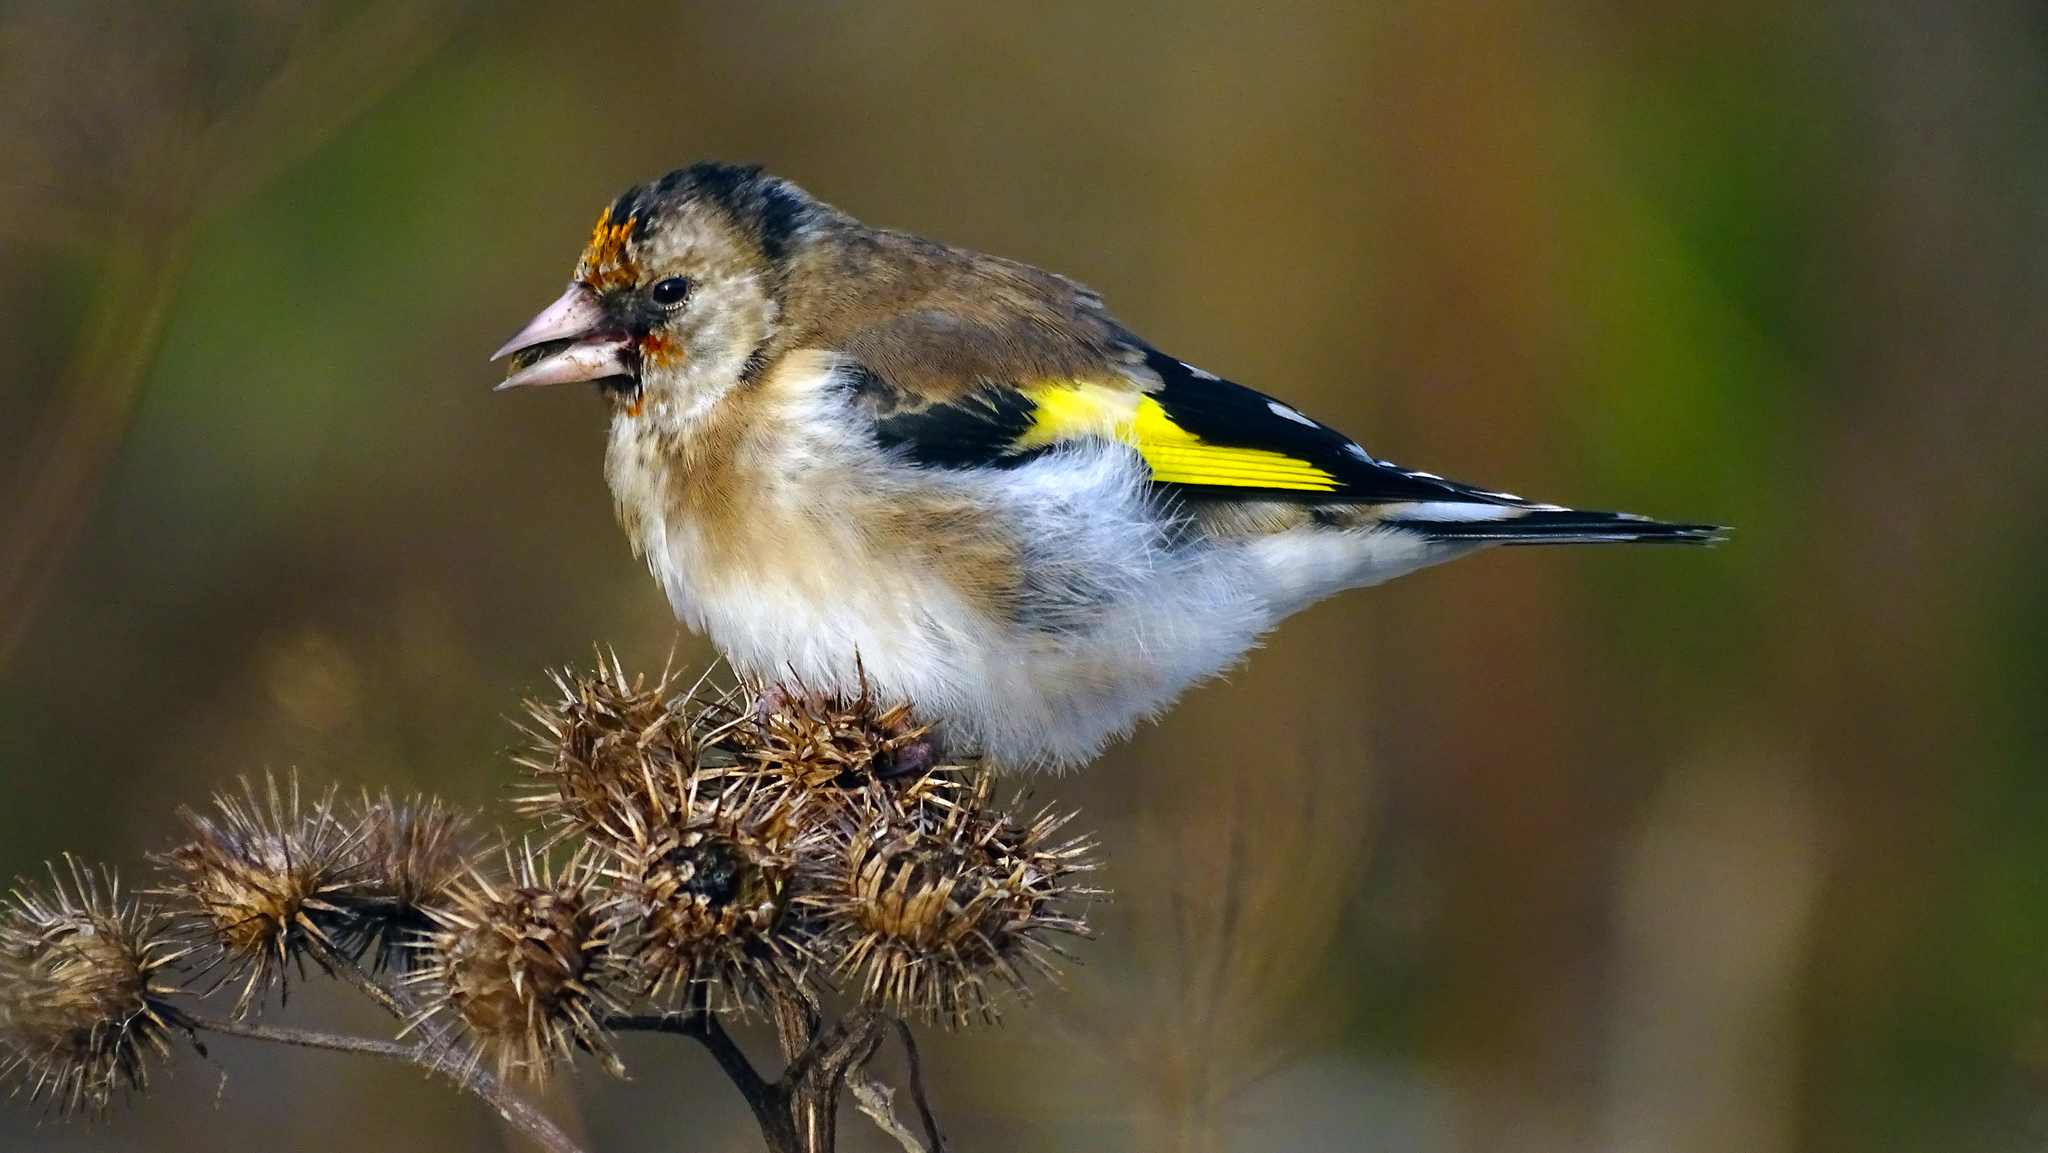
{"left": 0, "top": 658, "right": 1099, "bottom": 1153}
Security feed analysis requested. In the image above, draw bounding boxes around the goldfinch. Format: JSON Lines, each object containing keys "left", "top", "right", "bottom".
{"left": 494, "top": 163, "right": 1718, "bottom": 770}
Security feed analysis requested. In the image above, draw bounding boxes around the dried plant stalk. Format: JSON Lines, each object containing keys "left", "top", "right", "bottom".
{"left": 1, "top": 658, "right": 1096, "bottom": 1153}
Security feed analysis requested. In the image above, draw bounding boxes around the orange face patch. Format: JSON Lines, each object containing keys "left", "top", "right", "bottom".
{"left": 575, "top": 208, "right": 638, "bottom": 293}
{"left": 639, "top": 331, "right": 679, "bottom": 368}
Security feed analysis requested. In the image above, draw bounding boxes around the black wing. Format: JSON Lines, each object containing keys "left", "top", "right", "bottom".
{"left": 841, "top": 347, "right": 1535, "bottom": 506}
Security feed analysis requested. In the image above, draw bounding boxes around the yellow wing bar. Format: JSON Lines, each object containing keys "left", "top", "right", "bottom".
{"left": 1017, "top": 382, "right": 1339, "bottom": 492}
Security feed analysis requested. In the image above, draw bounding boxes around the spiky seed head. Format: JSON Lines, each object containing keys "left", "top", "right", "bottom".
{"left": 600, "top": 771, "right": 827, "bottom": 1009}
{"left": 336, "top": 793, "right": 475, "bottom": 971}
{"left": 733, "top": 675, "right": 938, "bottom": 791}
{"left": 513, "top": 657, "right": 723, "bottom": 834}
{"left": 410, "top": 848, "right": 628, "bottom": 1081}
{"left": 806, "top": 772, "right": 1096, "bottom": 1027}
{"left": 0, "top": 858, "right": 184, "bottom": 1116}
{"left": 156, "top": 772, "right": 364, "bottom": 1014}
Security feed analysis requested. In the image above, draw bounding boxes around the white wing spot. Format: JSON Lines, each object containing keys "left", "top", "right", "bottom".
{"left": 1267, "top": 400, "right": 1318, "bottom": 427}
{"left": 1180, "top": 361, "right": 1220, "bottom": 381}
{"left": 1405, "top": 470, "right": 1443, "bottom": 481}
{"left": 1344, "top": 443, "right": 1373, "bottom": 462}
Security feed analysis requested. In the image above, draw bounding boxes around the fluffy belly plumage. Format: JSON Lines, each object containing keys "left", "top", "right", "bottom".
{"left": 638, "top": 443, "right": 1290, "bottom": 769}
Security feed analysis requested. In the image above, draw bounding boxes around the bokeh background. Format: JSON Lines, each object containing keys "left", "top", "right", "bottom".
{"left": 2, "top": 2, "right": 2045, "bottom": 1151}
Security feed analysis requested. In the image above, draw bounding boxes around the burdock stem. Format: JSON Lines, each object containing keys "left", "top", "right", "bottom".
{"left": 607, "top": 1010, "right": 773, "bottom": 1101}
{"left": 304, "top": 935, "right": 408, "bottom": 1018}
{"left": 298, "top": 937, "right": 584, "bottom": 1153}
{"left": 607, "top": 1008, "right": 890, "bottom": 1153}
{"left": 162, "top": 1007, "right": 588, "bottom": 1153}
{"left": 895, "top": 1019, "right": 947, "bottom": 1152}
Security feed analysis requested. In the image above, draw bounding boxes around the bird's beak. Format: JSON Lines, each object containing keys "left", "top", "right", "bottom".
{"left": 491, "top": 283, "right": 632, "bottom": 390}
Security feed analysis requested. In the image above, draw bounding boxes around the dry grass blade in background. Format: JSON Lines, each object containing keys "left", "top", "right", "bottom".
{"left": 0, "top": 0, "right": 469, "bottom": 668}
{"left": 1091, "top": 746, "right": 1373, "bottom": 1153}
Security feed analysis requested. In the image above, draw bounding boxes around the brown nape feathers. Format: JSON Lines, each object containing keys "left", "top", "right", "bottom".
{"left": 604, "top": 161, "right": 1142, "bottom": 406}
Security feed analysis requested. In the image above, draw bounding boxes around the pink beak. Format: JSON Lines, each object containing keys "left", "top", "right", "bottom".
{"left": 492, "top": 283, "right": 633, "bottom": 390}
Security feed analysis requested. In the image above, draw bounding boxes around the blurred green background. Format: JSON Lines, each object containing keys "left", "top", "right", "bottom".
{"left": 2, "top": 2, "right": 2045, "bottom": 1150}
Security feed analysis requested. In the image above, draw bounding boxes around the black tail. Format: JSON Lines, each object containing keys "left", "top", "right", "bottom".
{"left": 1404, "top": 508, "right": 1725, "bottom": 545}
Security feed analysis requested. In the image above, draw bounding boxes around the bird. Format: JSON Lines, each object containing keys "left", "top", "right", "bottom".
{"left": 493, "top": 162, "right": 1719, "bottom": 771}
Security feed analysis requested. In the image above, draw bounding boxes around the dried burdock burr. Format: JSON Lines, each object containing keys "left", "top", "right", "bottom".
{"left": 2, "top": 660, "right": 1108, "bottom": 1153}
{"left": 807, "top": 771, "right": 1096, "bottom": 1027}
{"left": 0, "top": 857, "right": 183, "bottom": 1117}
{"left": 599, "top": 767, "right": 826, "bottom": 1010}
{"left": 513, "top": 657, "right": 722, "bottom": 834}
{"left": 336, "top": 792, "right": 475, "bottom": 970}
{"left": 732, "top": 674, "right": 936, "bottom": 789}
{"left": 409, "top": 846, "right": 630, "bottom": 1081}
{"left": 156, "top": 772, "right": 364, "bottom": 1013}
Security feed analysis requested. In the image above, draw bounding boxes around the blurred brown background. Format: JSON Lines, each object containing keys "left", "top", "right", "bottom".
{"left": 2, "top": 2, "right": 2045, "bottom": 1151}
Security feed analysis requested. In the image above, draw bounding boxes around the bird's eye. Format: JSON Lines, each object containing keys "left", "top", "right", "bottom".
{"left": 650, "top": 276, "right": 692, "bottom": 307}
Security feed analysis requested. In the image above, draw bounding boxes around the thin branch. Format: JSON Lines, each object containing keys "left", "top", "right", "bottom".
{"left": 299, "top": 936, "right": 465, "bottom": 1076}
{"left": 849, "top": 1071, "right": 927, "bottom": 1153}
{"left": 766, "top": 978, "right": 823, "bottom": 1064}
{"left": 608, "top": 1006, "right": 910, "bottom": 1153}
{"left": 785, "top": 1007, "right": 886, "bottom": 1090}
{"left": 165, "top": 1008, "right": 417, "bottom": 1060}
{"left": 164, "top": 1007, "right": 588, "bottom": 1153}
{"left": 316, "top": 939, "right": 575, "bottom": 1152}
{"left": 605, "top": 1011, "right": 772, "bottom": 1102}
{"left": 304, "top": 935, "right": 407, "bottom": 1019}
{"left": 846, "top": 1019, "right": 947, "bottom": 1153}
{"left": 606, "top": 1011, "right": 794, "bottom": 1149}
{"left": 895, "top": 1018, "right": 948, "bottom": 1152}
{"left": 602, "top": 1012, "right": 698, "bottom": 1036}
{"left": 197, "top": 941, "right": 581, "bottom": 1153}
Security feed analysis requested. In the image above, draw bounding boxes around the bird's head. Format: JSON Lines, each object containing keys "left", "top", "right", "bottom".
{"left": 493, "top": 163, "right": 817, "bottom": 421}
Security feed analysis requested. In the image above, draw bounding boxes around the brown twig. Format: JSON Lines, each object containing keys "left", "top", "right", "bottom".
{"left": 165, "top": 1007, "right": 417, "bottom": 1060}
{"left": 849, "top": 1070, "right": 927, "bottom": 1153}
{"left": 298, "top": 938, "right": 588, "bottom": 1153}
{"left": 843, "top": 1017, "right": 947, "bottom": 1153}
{"left": 767, "top": 977, "right": 824, "bottom": 1064}
{"left": 895, "top": 1018, "right": 948, "bottom": 1152}
{"left": 783, "top": 1007, "right": 888, "bottom": 1153}
{"left": 164, "top": 1007, "right": 588, "bottom": 1153}
{"left": 608, "top": 1006, "right": 893, "bottom": 1153}
{"left": 781, "top": 1007, "right": 884, "bottom": 1095}
{"left": 304, "top": 935, "right": 408, "bottom": 1020}
{"left": 607, "top": 1010, "right": 773, "bottom": 1105}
